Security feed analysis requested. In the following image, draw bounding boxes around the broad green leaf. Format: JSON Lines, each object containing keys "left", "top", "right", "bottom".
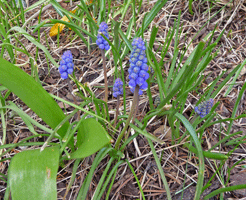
{"left": 8, "top": 146, "right": 59, "bottom": 200}
{"left": 71, "top": 118, "right": 112, "bottom": 159}
{"left": 0, "top": 58, "right": 71, "bottom": 141}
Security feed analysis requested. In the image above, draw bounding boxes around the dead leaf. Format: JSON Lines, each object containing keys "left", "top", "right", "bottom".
{"left": 153, "top": 125, "right": 172, "bottom": 140}
{"left": 16, "top": 53, "right": 29, "bottom": 68}
{"left": 58, "top": 102, "right": 70, "bottom": 109}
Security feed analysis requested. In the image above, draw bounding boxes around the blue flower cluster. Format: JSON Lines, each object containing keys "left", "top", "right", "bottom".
{"left": 195, "top": 98, "right": 214, "bottom": 118}
{"left": 128, "top": 38, "right": 149, "bottom": 95}
{"left": 113, "top": 78, "right": 123, "bottom": 98}
{"left": 58, "top": 50, "right": 74, "bottom": 79}
{"left": 96, "top": 22, "right": 110, "bottom": 51}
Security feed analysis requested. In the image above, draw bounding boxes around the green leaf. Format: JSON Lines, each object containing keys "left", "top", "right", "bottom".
{"left": 189, "top": 0, "right": 194, "bottom": 15}
{"left": 8, "top": 146, "right": 59, "bottom": 200}
{"left": 226, "top": 82, "right": 246, "bottom": 134}
{"left": 204, "top": 184, "right": 246, "bottom": 199}
{"left": 184, "top": 143, "right": 228, "bottom": 160}
{"left": 98, "top": 0, "right": 106, "bottom": 24}
{"left": 70, "top": 118, "right": 112, "bottom": 159}
{"left": 136, "top": 0, "right": 168, "bottom": 37}
{"left": 8, "top": 27, "right": 58, "bottom": 67}
{"left": 129, "top": 123, "right": 165, "bottom": 144}
{"left": 175, "top": 113, "right": 204, "bottom": 200}
{"left": 149, "top": 25, "right": 158, "bottom": 50}
{"left": 0, "top": 58, "right": 71, "bottom": 142}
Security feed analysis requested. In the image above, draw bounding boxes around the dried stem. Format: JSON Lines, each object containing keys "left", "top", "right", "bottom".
{"left": 101, "top": 49, "right": 108, "bottom": 103}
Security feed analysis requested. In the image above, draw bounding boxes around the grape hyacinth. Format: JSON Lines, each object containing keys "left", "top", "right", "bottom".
{"left": 96, "top": 22, "right": 110, "bottom": 51}
{"left": 194, "top": 98, "right": 214, "bottom": 118}
{"left": 58, "top": 50, "right": 74, "bottom": 79}
{"left": 113, "top": 78, "right": 123, "bottom": 98}
{"left": 128, "top": 38, "right": 149, "bottom": 95}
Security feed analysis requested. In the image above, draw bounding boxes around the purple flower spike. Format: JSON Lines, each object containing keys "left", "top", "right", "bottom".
{"left": 96, "top": 22, "right": 110, "bottom": 51}
{"left": 58, "top": 50, "right": 74, "bottom": 79}
{"left": 113, "top": 78, "right": 123, "bottom": 98}
{"left": 194, "top": 98, "right": 214, "bottom": 118}
{"left": 128, "top": 38, "right": 149, "bottom": 95}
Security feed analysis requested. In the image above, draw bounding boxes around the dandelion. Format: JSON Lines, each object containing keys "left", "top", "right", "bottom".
{"left": 195, "top": 98, "right": 214, "bottom": 118}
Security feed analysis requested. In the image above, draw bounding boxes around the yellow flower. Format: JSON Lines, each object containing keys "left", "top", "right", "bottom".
{"left": 49, "top": 9, "right": 77, "bottom": 37}
{"left": 86, "top": 0, "right": 93, "bottom": 5}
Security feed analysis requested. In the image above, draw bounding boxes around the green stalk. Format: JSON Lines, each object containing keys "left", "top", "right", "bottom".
{"left": 126, "top": 159, "right": 145, "bottom": 199}
{"left": 204, "top": 185, "right": 246, "bottom": 199}
{"left": 125, "top": 93, "right": 139, "bottom": 140}
{"left": 40, "top": 108, "right": 77, "bottom": 151}
{"left": 0, "top": 100, "right": 6, "bottom": 157}
{"left": 76, "top": 147, "right": 114, "bottom": 200}
{"left": 105, "top": 169, "right": 117, "bottom": 200}
{"left": 63, "top": 158, "right": 82, "bottom": 200}
{"left": 148, "top": 138, "right": 172, "bottom": 200}
{"left": 67, "top": 78, "right": 80, "bottom": 119}
{"left": 92, "top": 157, "right": 115, "bottom": 199}
{"left": 97, "top": 160, "right": 124, "bottom": 199}
{"left": 113, "top": 95, "right": 120, "bottom": 127}
{"left": 114, "top": 85, "right": 139, "bottom": 150}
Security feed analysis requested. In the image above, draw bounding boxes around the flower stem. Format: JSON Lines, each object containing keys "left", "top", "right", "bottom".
{"left": 125, "top": 94, "right": 139, "bottom": 140}
{"left": 114, "top": 86, "right": 139, "bottom": 150}
{"left": 101, "top": 49, "right": 108, "bottom": 103}
{"left": 114, "top": 95, "right": 120, "bottom": 127}
{"left": 67, "top": 79, "right": 80, "bottom": 120}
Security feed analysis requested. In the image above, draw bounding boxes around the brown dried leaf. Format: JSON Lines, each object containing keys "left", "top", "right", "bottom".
{"left": 16, "top": 53, "right": 29, "bottom": 68}
{"left": 153, "top": 125, "right": 172, "bottom": 140}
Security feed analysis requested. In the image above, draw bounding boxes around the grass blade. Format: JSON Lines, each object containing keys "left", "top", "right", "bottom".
{"left": 175, "top": 113, "right": 204, "bottom": 200}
